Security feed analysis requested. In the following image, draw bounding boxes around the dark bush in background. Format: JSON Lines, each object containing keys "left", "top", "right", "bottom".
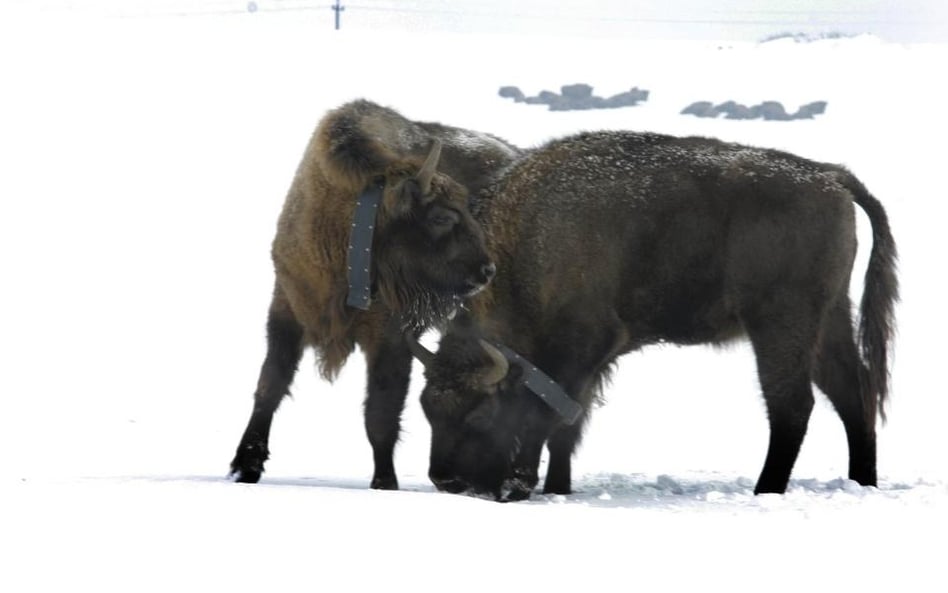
{"left": 499, "top": 84, "right": 649, "bottom": 111}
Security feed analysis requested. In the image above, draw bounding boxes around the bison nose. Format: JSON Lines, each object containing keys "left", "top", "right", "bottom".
{"left": 480, "top": 262, "right": 496, "bottom": 282}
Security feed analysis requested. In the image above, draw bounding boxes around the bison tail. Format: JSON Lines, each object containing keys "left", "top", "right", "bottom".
{"left": 312, "top": 99, "right": 424, "bottom": 193}
{"left": 847, "top": 176, "right": 899, "bottom": 423}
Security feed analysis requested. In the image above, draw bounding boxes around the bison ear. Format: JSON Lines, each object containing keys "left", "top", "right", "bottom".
{"left": 382, "top": 177, "right": 420, "bottom": 219}
{"left": 380, "top": 139, "right": 443, "bottom": 218}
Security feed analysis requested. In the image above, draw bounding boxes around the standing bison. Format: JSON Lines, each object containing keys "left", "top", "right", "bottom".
{"left": 229, "top": 100, "right": 520, "bottom": 488}
{"left": 411, "top": 130, "right": 898, "bottom": 500}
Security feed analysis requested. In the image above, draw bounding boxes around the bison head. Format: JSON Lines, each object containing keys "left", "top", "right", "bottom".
{"left": 410, "top": 325, "right": 549, "bottom": 500}
{"left": 372, "top": 140, "right": 495, "bottom": 327}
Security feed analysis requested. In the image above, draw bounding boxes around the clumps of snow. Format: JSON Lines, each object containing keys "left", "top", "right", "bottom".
{"left": 452, "top": 128, "right": 519, "bottom": 158}
{"left": 679, "top": 143, "right": 837, "bottom": 184}
{"left": 655, "top": 474, "right": 685, "bottom": 495}
{"left": 791, "top": 477, "right": 866, "bottom": 494}
{"left": 755, "top": 33, "right": 890, "bottom": 57}
{"left": 534, "top": 472, "right": 918, "bottom": 509}
{"left": 577, "top": 472, "right": 756, "bottom": 499}
{"left": 760, "top": 31, "right": 867, "bottom": 44}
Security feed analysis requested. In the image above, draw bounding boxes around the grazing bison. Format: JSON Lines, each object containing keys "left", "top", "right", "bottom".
{"left": 411, "top": 130, "right": 898, "bottom": 500}
{"left": 229, "top": 99, "right": 520, "bottom": 488}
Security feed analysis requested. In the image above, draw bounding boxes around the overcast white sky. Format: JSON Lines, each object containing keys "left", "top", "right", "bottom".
{"left": 11, "top": 0, "right": 948, "bottom": 41}
{"left": 348, "top": 0, "right": 948, "bottom": 41}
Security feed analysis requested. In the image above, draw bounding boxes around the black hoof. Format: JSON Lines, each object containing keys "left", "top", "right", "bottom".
{"left": 230, "top": 442, "right": 268, "bottom": 484}
{"left": 370, "top": 475, "right": 399, "bottom": 490}
{"left": 230, "top": 467, "right": 262, "bottom": 484}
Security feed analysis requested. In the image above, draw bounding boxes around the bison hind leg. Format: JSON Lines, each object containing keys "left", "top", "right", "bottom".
{"left": 230, "top": 289, "right": 305, "bottom": 483}
{"left": 744, "top": 303, "right": 822, "bottom": 494}
{"left": 812, "top": 297, "right": 877, "bottom": 487}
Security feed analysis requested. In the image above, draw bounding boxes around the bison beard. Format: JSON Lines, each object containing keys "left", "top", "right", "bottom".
{"left": 399, "top": 292, "right": 463, "bottom": 333}
{"left": 417, "top": 130, "right": 898, "bottom": 501}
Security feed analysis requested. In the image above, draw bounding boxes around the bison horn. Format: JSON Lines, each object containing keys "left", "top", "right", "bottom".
{"left": 478, "top": 339, "right": 510, "bottom": 387}
{"left": 404, "top": 330, "right": 435, "bottom": 368}
{"left": 416, "top": 138, "right": 442, "bottom": 195}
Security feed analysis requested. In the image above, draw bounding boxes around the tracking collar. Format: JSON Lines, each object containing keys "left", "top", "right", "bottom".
{"left": 491, "top": 343, "right": 584, "bottom": 425}
{"left": 346, "top": 183, "right": 384, "bottom": 310}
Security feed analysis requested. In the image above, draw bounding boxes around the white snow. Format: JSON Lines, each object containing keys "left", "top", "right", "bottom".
{"left": 1, "top": 6, "right": 946, "bottom": 592}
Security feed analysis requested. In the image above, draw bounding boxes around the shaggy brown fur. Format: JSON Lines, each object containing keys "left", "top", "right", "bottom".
{"left": 275, "top": 99, "right": 519, "bottom": 378}
{"left": 230, "top": 99, "right": 521, "bottom": 487}
{"left": 416, "top": 130, "right": 898, "bottom": 500}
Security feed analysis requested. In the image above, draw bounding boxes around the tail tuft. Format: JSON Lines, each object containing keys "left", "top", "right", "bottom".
{"left": 841, "top": 172, "right": 899, "bottom": 423}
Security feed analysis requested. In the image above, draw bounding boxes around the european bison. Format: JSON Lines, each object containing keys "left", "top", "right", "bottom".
{"left": 229, "top": 100, "right": 520, "bottom": 488}
{"left": 411, "top": 130, "right": 898, "bottom": 500}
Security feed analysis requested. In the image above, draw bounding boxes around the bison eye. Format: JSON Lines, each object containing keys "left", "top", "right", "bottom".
{"left": 426, "top": 208, "right": 460, "bottom": 234}
{"left": 464, "top": 396, "right": 498, "bottom": 432}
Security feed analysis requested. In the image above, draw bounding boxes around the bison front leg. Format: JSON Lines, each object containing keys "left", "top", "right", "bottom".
{"left": 361, "top": 321, "right": 414, "bottom": 490}
{"left": 230, "top": 289, "right": 304, "bottom": 483}
{"left": 504, "top": 362, "right": 603, "bottom": 499}
{"left": 543, "top": 417, "right": 589, "bottom": 495}
{"left": 526, "top": 319, "right": 623, "bottom": 498}
{"left": 500, "top": 419, "right": 548, "bottom": 501}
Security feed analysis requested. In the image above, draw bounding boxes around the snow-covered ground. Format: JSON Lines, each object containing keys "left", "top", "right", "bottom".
{"left": 1, "top": 8, "right": 946, "bottom": 592}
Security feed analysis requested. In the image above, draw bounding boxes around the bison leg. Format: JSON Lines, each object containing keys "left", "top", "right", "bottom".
{"left": 230, "top": 288, "right": 304, "bottom": 483}
{"left": 511, "top": 318, "right": 621, "bottom": 498}
{"left": 745, "top": 307, "right": 820, "bottom": 494}
{"left": 500, "top": 430, "right": 546, "bottom": 502}
{"left": 361, "top": 321, "right": 414, "bottom": 490}
{"left": 813, "top": 298, "right": 877, "bottom": 487}
{"left": 543, "top": 417, "right": 588, "bottom": 495}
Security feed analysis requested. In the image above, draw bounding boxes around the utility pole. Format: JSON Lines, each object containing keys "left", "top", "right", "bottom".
{"left": 332, "top": 0, "right": 345, "bottom": 30}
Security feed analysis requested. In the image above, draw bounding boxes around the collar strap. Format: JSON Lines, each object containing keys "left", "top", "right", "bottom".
{"left": 490, "top": 343, "right": 584, "bottom": 425}
{"left": 346, "top": 183, "right": 384, "bottom": 310}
